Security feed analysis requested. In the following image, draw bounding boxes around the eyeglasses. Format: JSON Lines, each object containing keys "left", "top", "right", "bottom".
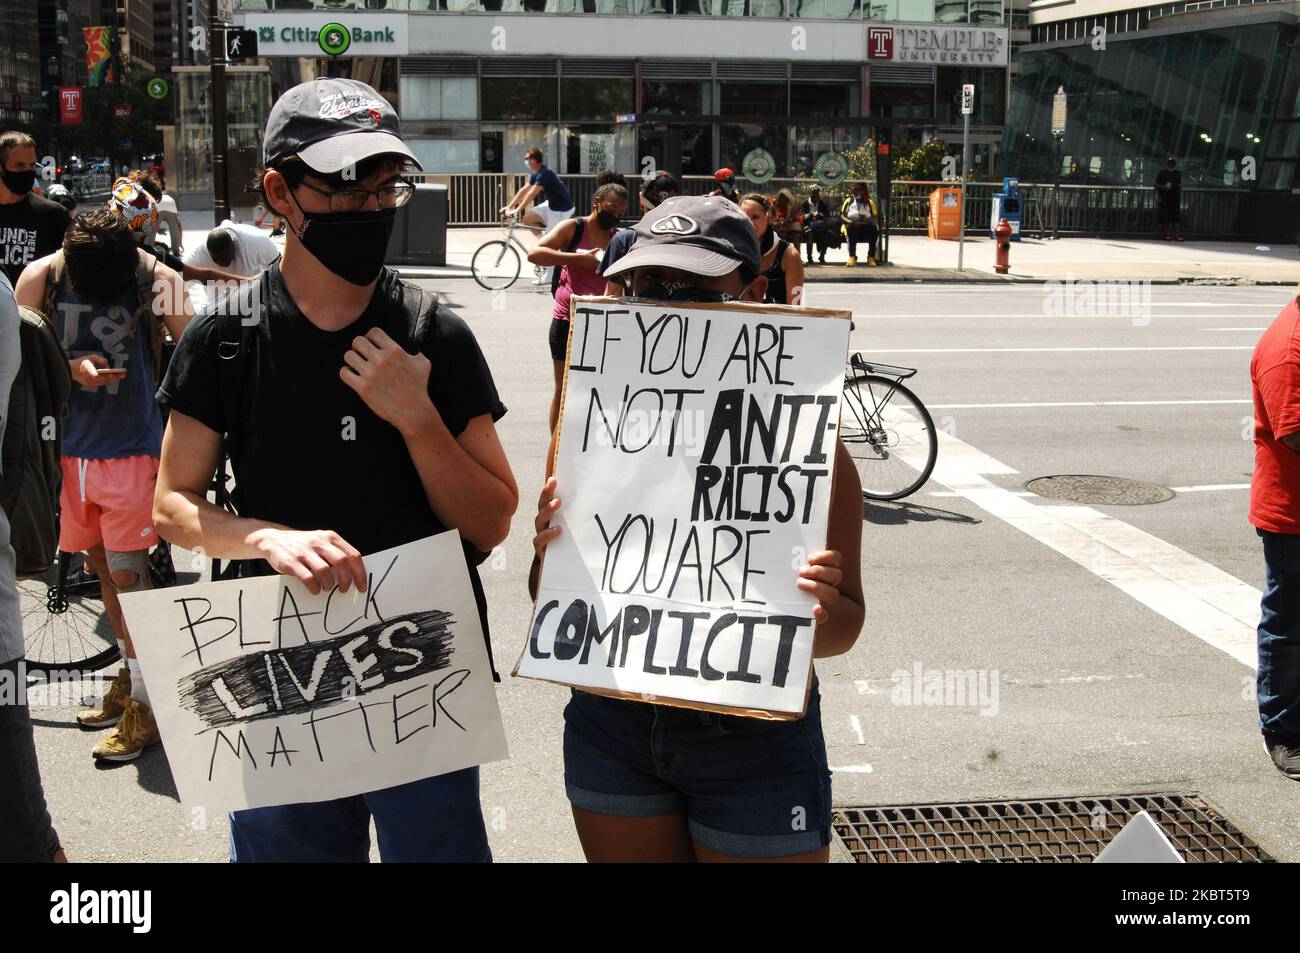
{"left": 295, "top": 178, "right": 415, "bottom": 213}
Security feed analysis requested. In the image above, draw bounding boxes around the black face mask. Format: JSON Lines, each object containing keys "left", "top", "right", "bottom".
{"left": 637, "top": 280, "right": 739, "bottom": 304}
{"left": 2, "top": 168, "right": 37, "bottom": 196}
{"left": 287, "top": 189, "right": 398, "bottom": 286}
{"left": 595, "top": 210, "right": 620, "bottom": 230}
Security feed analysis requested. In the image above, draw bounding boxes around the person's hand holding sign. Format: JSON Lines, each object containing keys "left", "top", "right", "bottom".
{"left": 249, "top": 527, "right": 367, "bottom": 596}
{"left": 528, "top": 476, "right": 562, "bottom": 600}
{"left": 797, "top": 549, "right": 844, "bottom": 626}
{"left": 340, "top": 327, "right": 437, "bottom": 438}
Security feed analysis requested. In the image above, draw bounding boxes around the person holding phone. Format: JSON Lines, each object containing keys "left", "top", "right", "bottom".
{"left": 14, "top": 209, "right": 192, "bottom": 763}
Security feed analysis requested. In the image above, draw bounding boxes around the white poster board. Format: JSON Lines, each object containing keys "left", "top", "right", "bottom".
{"left": 516, "top": 297, "right": 852, "bottom": 718}
{"left": 119, "top": 531, "right": 507, "bottom": 814}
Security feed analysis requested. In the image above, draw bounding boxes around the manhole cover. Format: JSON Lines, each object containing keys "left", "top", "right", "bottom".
{"left": 832, "top": 794, "right": 1273, "bottom": 863}
{"left": 1025, "top": 474, "right": 1175, "bottom": 505}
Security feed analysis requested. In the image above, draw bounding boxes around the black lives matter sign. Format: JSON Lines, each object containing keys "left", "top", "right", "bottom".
{"left": 516, "top": 298, "right": 851, "bottom": 718}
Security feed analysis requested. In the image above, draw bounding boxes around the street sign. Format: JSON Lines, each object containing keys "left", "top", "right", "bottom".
{"left": 318, "top": 21, "right": 352, "bottom": 57}
{"left": 215, "top": 0, "right": 234, "bottom": 25}
{"left": 224, "top": 28, "right": 258, "bottom": 62}
{"left": 1051, "top": 85, "right": 1067, "bottom": 136}
{"left": 146, "top": 77, "right": 169, "bottom": 100}
{"left": 960, "top": 83, "right": 975, "bottom": 116}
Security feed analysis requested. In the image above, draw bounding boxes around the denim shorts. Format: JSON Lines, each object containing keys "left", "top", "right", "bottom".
{"left": 563, "top": 679, "right": 832, "bottom": 858}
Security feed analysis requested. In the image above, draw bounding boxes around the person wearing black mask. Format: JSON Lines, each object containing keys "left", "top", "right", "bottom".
{"left": 153, "top": 79, "right": 519, "bottom": 863}
{"left": 599, "top": 170, "right": 680, "bottom": 296}
{"left": 0, "top": 131, "right": 70, "bottom": 287}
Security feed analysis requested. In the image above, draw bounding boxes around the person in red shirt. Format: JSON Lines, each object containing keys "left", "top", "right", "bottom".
{"left": 1249, "top": 283, "right": 1300, "bottom": 780}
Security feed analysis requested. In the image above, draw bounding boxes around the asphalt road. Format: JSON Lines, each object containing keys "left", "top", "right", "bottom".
{"left": 26, "top": 280, "right": 1299, "bottom": 862}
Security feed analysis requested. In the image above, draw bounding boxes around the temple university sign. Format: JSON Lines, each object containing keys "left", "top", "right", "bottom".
{"left": 867, "top": 24, "right": 1008, "bottom": 67}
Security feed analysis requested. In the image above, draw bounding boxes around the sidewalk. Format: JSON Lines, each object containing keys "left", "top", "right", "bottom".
{"left": 174, "top": 210, "right": 1299, "bottom": 286}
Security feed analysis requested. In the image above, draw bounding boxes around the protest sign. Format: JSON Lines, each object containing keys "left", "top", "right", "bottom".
{"left": 119, "top": 531, "right": 507, "bottom": 814}
{"left": 516, "top": 297, "right": 852, "bottom": 718}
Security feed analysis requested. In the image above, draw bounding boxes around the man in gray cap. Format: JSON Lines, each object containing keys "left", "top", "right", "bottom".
{"left": 153, "top": 78, "right": 519, "bottom": 862}
{"left": 600, "top": 193, "right": 768, "bottom": 303}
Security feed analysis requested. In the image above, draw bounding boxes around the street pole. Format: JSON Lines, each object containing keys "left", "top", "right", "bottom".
{"left": 957, "top": 89, "right": 972, "bottom": 271}
{"left": 1052, "top": 133, "right": 1061, "bottom": 240}
{"left": 210, "top": 12, "right": 229, "bottom": 226}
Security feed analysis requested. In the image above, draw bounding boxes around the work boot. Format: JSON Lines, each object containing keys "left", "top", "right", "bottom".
{"left": 77, "top": 669, "right": 130, "bottom": 729}
{"left": 1264, "top": 733, "right": 1300, "bottom": 781}
{"left": 867, "top": 257, "right": 878, "bottom": 267}
{"left": 92, "top": 699, "right": 160, "bottom": 762}
{"left": 846, "top": 256, "right": 857, "bottom": 267}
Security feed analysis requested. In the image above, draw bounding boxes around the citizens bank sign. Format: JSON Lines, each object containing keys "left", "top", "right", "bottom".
{"left": 867, "top": 24, "right": 1007, "bottom": 67}
{"left": 236, "top": 13, "right": 409, "bottom": 56}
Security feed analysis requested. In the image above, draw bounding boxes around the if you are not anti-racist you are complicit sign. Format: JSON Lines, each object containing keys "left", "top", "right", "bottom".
{"left": 517, "top": 297, "right": 852, "bottom": 718}
{"left": 119, "top": 532, "right": 507, "bottom": 814}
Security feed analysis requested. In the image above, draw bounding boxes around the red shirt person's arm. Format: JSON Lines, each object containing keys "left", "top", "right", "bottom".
{"left": 1257, "top": 361, "right": 1300, "bottom": 453}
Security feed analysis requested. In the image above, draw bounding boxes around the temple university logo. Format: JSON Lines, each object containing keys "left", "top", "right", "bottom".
{"left": 867, "top": 27, "right": 894, "bottom": 60}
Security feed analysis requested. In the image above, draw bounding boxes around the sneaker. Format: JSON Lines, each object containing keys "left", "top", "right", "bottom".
{"left": 77, "top": 669, "right": 130, "bottom": 729}
{"left": 92, "top": 699, "right": 160, "bottom": 762}
{"left": 819, "top": 255, "right": 826, "bottom": 264}
{"left": 846, "top": 256, "right": 858, "bottom": 267}
{"left": 867, "top": 257, "right": 878, "bottom": 267}
{"left": 1263, "top": 733, "right": 1300, "bottom": 780}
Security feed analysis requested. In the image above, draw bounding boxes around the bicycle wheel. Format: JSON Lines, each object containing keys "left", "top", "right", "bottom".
{"left": 471, "top": 240, "right": 521, "bottom": 291}
{"left": 19, "top": 551, "right": 120, "bottom": 675}
{"left": 841, "top": 374, "right": 938, "bottom": 501}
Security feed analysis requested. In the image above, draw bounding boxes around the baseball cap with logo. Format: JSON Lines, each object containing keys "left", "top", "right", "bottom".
{"left": 263, "top": 78, "right": 421, "bottom": 174}
{"left": 602, "top": 194, "right": 761, "bottom": 282}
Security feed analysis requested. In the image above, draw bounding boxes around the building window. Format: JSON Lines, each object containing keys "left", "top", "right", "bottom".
{"left": 791, "top": 82, "right": 855, "bottom": 118}
{"left": 560, "top": 123, "right": 636, "bottom": 173}
{"left": 399, "top": 77, "right": 477, "bottom": 121}
{"left": 560, "top": 77, "right": 635, "bottom": 122}
{"left": 872, "top": 84, "right": 933, "bottom": 120}
{"left": 641, "top": 80, "right": 712, "bottom": 116}
{"left": 408, "top": 138, "right": 480, "bottom": 174}
{"left": 481, "top": 76, "right": 559, "bottom": 121}
{"left": 719, "top": 81, "right": 785, "bottom": 115}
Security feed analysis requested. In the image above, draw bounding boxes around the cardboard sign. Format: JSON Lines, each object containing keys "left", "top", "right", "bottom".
{"left": 516, "top": 297, "right": 851, "bottom": 719}
{"left": 119, "top": 532, "right": 507, "bottom": 814}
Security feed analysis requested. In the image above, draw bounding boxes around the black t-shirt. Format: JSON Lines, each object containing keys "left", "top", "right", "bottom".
{"left": 0, "top": 193, "right": 71, "bottom": 286}
{"left": 1155, "top": 168, "right": 1182, "bottom": 204}
{"left": 157, "top": 264, "right": 507, "bottom": 649}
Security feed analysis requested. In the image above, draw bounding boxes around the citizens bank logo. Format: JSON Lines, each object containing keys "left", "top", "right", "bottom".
{"left": 650, "top": 214, "right": 699, "bottom": 236}
{"left": 867, "top": 27, "right": 893, "bottom": 60}
{"left": 49, "top": 883, "right": 152, "bottom": 933}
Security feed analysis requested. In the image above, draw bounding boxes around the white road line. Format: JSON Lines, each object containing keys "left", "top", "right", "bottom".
{"left": 1169, "top": 483, "right": 1251, "bottom": 492}
{"left": 927, "top": 399, "right": 1249, "bottom": 409}
{"left": 1200, "top": 328, "right": 1266, "bottom": 331}
{"left": 899, "top": 429, "right": 1260, "bottom": 669}
{"left": 870, "top": 346, "right": 1253, "bottom": 353}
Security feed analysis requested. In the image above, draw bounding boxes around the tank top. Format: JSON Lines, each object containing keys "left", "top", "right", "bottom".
{"left": 762, "top": 235, "right": 791, "bottom": 305}
{"left": 553, "top": 219, "right": 607, "bottom": 322}
{"left": 51, "top": 275, "right": 163, "bottom": 459}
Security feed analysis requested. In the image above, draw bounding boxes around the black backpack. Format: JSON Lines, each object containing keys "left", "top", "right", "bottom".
{"left": 549, "top": 216, "right": 586, "bottom": 298}
{"left": 1, "top": 305, "right": 73, "bottom": 577}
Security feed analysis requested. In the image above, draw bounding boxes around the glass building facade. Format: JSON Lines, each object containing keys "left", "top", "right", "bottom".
{"left": 1002, "top": 18, "right": 1300, "bottom": 189}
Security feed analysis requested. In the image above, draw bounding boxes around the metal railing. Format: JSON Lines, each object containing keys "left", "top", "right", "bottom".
{"left": 233, "top": 0, "right": 1002, "bottom": 19}
{"left": 411, "top": 172, "right": 1255, "bottom": 238}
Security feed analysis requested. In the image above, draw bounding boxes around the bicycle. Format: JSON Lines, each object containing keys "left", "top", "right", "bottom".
{"left": 19, "top": 541, "right": 177, "bottom": 676}
{"left": 470, "top": 214, "right": 547, "bottom": 291}
{"left": 841, "top": 352, "right": 938, "bottom": 501}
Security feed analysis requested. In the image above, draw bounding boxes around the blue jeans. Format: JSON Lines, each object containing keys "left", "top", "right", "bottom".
{"left": 1258, "top": 529, "right": 1300, "bottom": 741}
{"left": 228, "top": 767, "right": 490, "bottom": 863}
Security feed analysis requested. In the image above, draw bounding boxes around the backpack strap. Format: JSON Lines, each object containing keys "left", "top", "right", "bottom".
{"left": 400, "top": 281, "right": 435, "bottom": 351}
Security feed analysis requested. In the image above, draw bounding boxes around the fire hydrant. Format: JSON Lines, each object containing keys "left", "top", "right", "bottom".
{"left": 994, "top": 217, "right": 1012, "bottom": 274}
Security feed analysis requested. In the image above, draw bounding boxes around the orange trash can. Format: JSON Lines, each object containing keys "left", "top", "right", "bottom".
{"left": 928, "top": 187, "right": 963, "bottom": 240}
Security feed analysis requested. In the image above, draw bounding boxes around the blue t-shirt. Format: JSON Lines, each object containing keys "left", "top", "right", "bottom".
{"left": 52, "top": 275, "right": 163, "bottom": 460}
{"left": 529, "top": 164, "right": 573, "bottom": 213}
{"left": 596, "top": 227, "right": 636, "bottom": 278}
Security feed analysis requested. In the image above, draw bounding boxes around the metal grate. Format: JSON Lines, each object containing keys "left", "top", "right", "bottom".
{"left": 833, "top": 794, "right": 1274, "bottom": 863}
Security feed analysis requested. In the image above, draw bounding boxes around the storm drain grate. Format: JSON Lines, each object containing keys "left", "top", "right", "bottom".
{"left": 1025, "top": 474, "right": 1176, "bottom": 505}
{"left": 832, "top": 794, "right": 1273, "bottom": 863}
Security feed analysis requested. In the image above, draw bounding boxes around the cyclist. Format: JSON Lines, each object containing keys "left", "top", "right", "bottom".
{"left": 740, "top": 191, "right": 804, "bottom": 306}
{"left": 13, "top": 209, "right": 192, "bottom": 762}
{"left": 530, "top": 195, "right": 865, "bottom": 863}
{"left": 502, "top": 147, "right": 574, "bottom": 286}
{"left": 528, "top": 182, "right": 628, "bottom": 434}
